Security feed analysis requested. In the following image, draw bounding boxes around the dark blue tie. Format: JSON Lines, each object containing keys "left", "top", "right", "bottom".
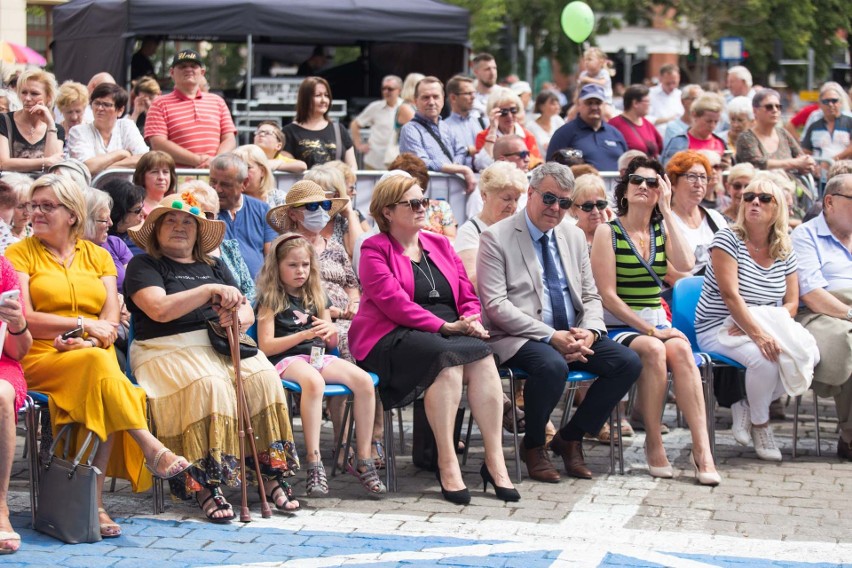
{"left": 539, "top": 233, "right": 570, "bottom": 331}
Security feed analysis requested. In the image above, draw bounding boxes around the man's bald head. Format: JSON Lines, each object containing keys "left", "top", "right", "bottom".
{"left": 87, "top": 72, "right": 116, "bottom": 95}
{"left": 494, "top": 135, "right": 530, "bottom": 172}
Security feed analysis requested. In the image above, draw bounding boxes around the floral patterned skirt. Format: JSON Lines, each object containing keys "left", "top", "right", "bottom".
{"left": 130, "top": 330, "right": 299, "bottom": 499}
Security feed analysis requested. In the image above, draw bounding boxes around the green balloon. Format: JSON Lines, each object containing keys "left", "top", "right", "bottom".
{"left": 561, "top": 1, "right": 595, "bottom": 43}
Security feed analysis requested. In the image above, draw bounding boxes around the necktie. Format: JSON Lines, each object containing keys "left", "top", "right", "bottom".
{"left": 539, "top": 233, "right": 570, "bottom": 331}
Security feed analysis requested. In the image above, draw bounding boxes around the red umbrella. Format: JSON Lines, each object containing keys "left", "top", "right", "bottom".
{"left": 0, "top": 40, "right": 47, "bottom": 66}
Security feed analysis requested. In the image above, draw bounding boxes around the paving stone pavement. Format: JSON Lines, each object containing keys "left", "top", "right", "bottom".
{"left": 6, "top": 395, "right": 851, "bottom": 567}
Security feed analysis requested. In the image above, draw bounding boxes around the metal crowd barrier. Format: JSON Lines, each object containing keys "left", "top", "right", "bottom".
{"left": 91, "top": 168, "right": 624, "bottom": 228}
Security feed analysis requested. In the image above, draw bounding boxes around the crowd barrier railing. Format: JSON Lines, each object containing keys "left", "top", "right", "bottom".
{"left": 92, "top": 168, "right": 624, "bottom": 229}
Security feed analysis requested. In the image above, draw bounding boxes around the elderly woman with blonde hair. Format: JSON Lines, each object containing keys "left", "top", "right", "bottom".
{"left": 233, "top": 144, "right": 286, "bottom": 206}
{"left": 695, "top": 176, "right": 815, "bottom": 462}
{"left": 569, "top": 174, "right": 614, "bottom": 249}
{"left": 302, "top": 163, "right": 365, "bottom": 257}
{"left": 325, "top": 160, "right": 370, "bottom": 232}
{"left": 55, "top": 81, "right": 89, "bottom": 138}
{"left": 474, "top": 87, "right": 542, "bottom": 170}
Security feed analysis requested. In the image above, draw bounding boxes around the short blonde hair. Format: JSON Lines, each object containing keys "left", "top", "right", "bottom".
{"left": 28, "top": 174, "right": 86, "bottom": 240}
{"left": 479, "top": 161, "right": 527, "bottom": 196}
{"left": 17, "top": 69, "right": 58, "bottom": 108}
{"left": 486, "top": 87, "right": 523, "bottom": 114}
{"left": 84, "top": 189, "right": 113, "bottom": 241}
{"left": 727, "top": 162, "right": 756, "bottom": 182}
{"left": 691, "top": 92, "right": 725, "bottom": 117}
{"left": 55, "top": 81, "right": 89, "bottom": 112}
{"left": 401, "top": 73, "right": 425, "bottom": 103}
{"left": 303, "top": 164, "right": 347, "bottom": 199}
{"left": 572, "top": 174, "right": 607, "bottom": 204}
{"left": 732, "top": 177, "right": 792, "bottom": 260}
{"left": 178, "top": 180, "right": 219, "bottom": 215}
{"left": 370, "top": 175, "right": 418, "bottom": 233}
{"left": 325, "top": 160, "right": 356, "bottom": 188}
{"left": 234, "top": 144, "right": 274, "bottom": 200}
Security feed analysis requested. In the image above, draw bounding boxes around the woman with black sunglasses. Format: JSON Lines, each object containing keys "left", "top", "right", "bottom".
{"left": 591, "top": 156, "right": 720, "bottom": 485}
{"left": 736, "top": 89, "right": 816, "bottom": 174}
{"left": 473, "top": 88, "right": 542, "bottom": 170}
{"left": 350, "top": 173, "right": 519, "bottom": 504}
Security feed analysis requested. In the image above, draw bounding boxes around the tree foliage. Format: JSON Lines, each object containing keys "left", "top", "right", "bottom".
{"left": 443, "top": 0, "right": 849, "bottom": 89}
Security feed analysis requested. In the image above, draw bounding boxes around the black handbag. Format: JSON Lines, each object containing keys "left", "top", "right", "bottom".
{"left": 206, "top": 319, "right": 258, "bottom": 359}
{"left": 34, "top": 424, "right": 102, "bottom": 544}
{"left": 411, "top": 399, "right": 465, "bottom": 471}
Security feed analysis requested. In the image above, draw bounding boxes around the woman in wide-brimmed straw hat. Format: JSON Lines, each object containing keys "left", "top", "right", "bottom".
{"left": 124, "top": 191, "right": 300, "bottom": 523}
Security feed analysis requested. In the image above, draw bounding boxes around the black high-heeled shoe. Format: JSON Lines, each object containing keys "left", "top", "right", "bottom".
{"left": 480, "top": 463, "right": 520, "bottom": 502}
{"left": 435, "top": 469, "right": 470, "bottom": 505}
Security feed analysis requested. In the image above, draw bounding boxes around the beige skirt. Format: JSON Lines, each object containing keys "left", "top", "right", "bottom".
{"left": 130, "top": 329, "right": 299, "bottom": 490}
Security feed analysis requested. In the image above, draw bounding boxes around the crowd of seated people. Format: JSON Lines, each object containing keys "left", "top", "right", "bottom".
{"left": 1, "top": 59, "right": 851, "bottom": 556}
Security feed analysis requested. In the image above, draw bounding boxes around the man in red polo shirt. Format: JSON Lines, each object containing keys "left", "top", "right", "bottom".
{"left": 144, "top": 49, "right": 236, "bottom": 168}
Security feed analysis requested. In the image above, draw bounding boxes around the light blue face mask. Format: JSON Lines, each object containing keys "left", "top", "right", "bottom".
{"left": 302, "top": 208, "right": 330, "bottom": 232}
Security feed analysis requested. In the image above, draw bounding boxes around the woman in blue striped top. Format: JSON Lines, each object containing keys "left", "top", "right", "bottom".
{"left": 695, "top": 176, "right": 803, "bottom": 462}
{"left": 592, "top": 156, "right": 719, "bottom": 485}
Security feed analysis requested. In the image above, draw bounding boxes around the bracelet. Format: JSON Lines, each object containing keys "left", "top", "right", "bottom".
{"left": 9, "top": 321, "right": 28, "bottom": 335}
{"left": 85, "top": 339, "right": 97, "bottom": 348}
{"left": 46, "top": 128, "right": 58, "bottom": 133}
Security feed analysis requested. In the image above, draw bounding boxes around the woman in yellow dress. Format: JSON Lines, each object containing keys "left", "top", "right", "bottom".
{"left": 5, "top": 174, "right": 190, "bottom": 539}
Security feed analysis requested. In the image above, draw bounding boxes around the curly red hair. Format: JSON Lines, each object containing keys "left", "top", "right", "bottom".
{"left": 665, "top": 150, "right": 711, "bottom": 180}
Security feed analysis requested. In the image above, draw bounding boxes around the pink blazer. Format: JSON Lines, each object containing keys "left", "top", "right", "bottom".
{"left": 349, "top": 231, "right": 482, "bottom": 361}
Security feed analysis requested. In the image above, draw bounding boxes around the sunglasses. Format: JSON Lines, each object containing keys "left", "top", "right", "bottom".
{"left": 299, "top": 200, "right": 333, "bottom": 212}
{"left": 504, "top": 150, "right": 530, "bottom": 160}
{"left": 730, "top": 182, "right": 748, "bottom": 191}
{"left": 499, "top": 107, "right": 519, "bottom": 116}
{"left": 627, "top": 174, "right": 660, "bottom": 188}
{"left": 395, "top": 197, "right": 430, "bottom": 211}
{"left": 743, "top": 192, "right": 775, "bottom": 204}
{"left": 820, "top": 98, "right": 840, "bottom": 105}
{"left": 533, "top": 188, "right": 573, "bottom": 209}
{"left": 761, "top": 103, "right": 782, "bottom": 111}
{"left": 576, "top": 200, "right": 608, "bottom": 212}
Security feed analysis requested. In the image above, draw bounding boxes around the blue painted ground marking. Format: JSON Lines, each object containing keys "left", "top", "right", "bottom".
{"left": 664, "top": 552, "right": 852, "bottom": 568}
{"left": 598, "top": 552, "right": 668, "bottom": 567}
{"left": 9, "top": 516, "right": 558, "bottom": 567}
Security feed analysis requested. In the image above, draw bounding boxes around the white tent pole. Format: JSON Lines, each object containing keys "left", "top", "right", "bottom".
{"left": 247, "top": 34, "right": 253, "bottom": 104}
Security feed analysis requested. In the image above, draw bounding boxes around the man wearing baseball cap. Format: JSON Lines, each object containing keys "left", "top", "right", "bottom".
{"left": 144, "top": 49, "right": 237, "bottom": 168}
{"left": 546, "top": 84, "right": 627, "bottom": 172}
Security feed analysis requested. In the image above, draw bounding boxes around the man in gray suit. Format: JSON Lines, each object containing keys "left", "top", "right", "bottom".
{"left": 477, "top": 162, "right": 641, "bottom": 482}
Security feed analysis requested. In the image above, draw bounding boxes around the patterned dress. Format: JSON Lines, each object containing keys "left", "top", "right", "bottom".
{"left": 318, "top": 237, "right": 359, "bottom": 362}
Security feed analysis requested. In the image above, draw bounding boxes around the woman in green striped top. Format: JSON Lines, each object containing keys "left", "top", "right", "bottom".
{"left": 590, "top": 156, "right": 720, "bottom": 485}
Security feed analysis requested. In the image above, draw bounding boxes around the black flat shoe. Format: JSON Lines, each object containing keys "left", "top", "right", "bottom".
{"left": 435, "top": 469, "right": 470, "bottom": 505}
{"left": 480, "top": 463, "right": 520, "bottom": 502}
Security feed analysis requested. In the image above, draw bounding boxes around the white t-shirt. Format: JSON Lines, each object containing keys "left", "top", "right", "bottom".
{"left": 67, "top": 118, "right": 149, "bottom": 162}
{"left": 454, "top": 216, "right": 487, "bottom": 253}
{"left": 465, "top": 188, "right": 528, "bottom": 220}
{"left": 354, "top": 98, "right": 401, "bottom": 169}
{"left": 525, "top": 115, "right": 565, "bottom": 156}
{"left": 670, "top": 207, "right": 728, "bottom": 275}
{"left": 649, "top": 85, "right": 684, "bottom": 136}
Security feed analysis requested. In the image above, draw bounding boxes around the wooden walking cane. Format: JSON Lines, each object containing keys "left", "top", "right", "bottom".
{"left": 226, "top": 310, "right": 272, "bottom": 521}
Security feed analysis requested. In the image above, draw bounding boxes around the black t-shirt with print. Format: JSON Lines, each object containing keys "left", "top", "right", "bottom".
{"left": 267, "top": 294, "right": 332, "bottom": 365}
{"left": 281, "top": 121, "right": 353, "bottom": 169}
{"left": 124, "top": 254, "right": 238, "bottom": 341}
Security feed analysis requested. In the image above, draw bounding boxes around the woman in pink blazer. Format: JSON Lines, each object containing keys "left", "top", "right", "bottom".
{"left": 350, "top": 174, "right": 518, "bottom": 505}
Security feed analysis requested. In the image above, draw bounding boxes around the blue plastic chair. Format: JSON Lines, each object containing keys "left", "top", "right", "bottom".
{"left": 488, "top": 366, "right": 623, "bottom": 478}
{"left": 18, "top": 392, "right": 46, "bottom": 525}
{"left": 280, "top": 373, "right": 380, "bottom": 479}
{"left": 672, "top": 276, "right": 747, "bottom": 456}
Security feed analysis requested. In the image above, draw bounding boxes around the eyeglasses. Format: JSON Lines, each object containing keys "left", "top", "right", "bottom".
{"left": 743, "top": 192, "right": 775, "bottom": 204}
{"left": 730, "top": 182, "right": 748, "bottom": 191}
{"left": 576, "top": 200, "right": 608, "bottom": 212}
{"left": 760, "top": 103, "right": 782, "bottom": 111}
{"left": 533, "top": 188, "right": 573, "bottom": 209}
{"left": 820, "top": 98, "right": 840, "bottom": 105}
{"left": 381, "top": 86, "right": 399, "bottom": 92}
{"left": 683, "top": 173, "right": 708, "bottom": 185}
{"left": 712, "top": 164, "right": 725, "bottom": 171}
{"left": 254, "top": 130, "right": 277, "bottom": 137}
{"left": 832, "top": 193, "right": 852, "bottom": 200}
{"left": 129, "top": 206, "right": 144, "bottom": 215}
{"left": 394, "top": 197, "right": 430, "bottom": 211}
{"left": 94, "top": 219, "right": 111, "bottom": 225}
{"left": 299, "top": 200, "right": 333, "bottom": 212}
{"left": 627, "top": 174, "right": 660, "bottom": 188}
{"left": 499, "top": 107, "right": 519, "bottom": 116}
{"left": 457, "top": 91, "right": 476, "bottom": 97}
{"left": 92, "top": 101, "right": 115, "bottom": 110}
{"left": 503, "top": 150, "right": 530, "bottom": 160}
{"left": 25, "top": 201, "right": 66, "bottom": 214}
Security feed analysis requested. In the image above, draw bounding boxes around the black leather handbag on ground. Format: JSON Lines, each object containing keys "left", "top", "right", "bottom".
{"left": 34, "top": 424, "right": 102, "bottom": 544}
{"left": 207, "top": 319, "right": 258, "bottom": 359}
{"left": 411, "top": 399, "right": 465, "bottom": 471}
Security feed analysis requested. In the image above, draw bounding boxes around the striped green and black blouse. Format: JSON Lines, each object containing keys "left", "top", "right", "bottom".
{"left": 610, "top": 219, "right": 667, "bottom": 309}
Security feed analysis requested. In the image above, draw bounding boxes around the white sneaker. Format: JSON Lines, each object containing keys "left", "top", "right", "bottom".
{"left": 752, "top": 426, "right": 782, "bottom": 461}
{"left": 730, "top": 400, "right": 752, "bottom": 446}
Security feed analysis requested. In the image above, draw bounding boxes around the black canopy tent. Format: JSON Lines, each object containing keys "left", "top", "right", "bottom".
{"left": 52, "top": 0, "right": 470, "bottom": 97}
